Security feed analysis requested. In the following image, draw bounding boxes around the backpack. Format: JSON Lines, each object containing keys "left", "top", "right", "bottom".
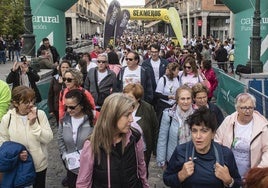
{"left": 235, "top": 64, "right": 252, "bottom": 75}
{"left": 163, "top": 75, "right": 180, "bottom": 87}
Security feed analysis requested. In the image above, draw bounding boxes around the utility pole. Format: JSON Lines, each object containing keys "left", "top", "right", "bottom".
{"left": 246, "top": 0, "right": 263, "bottom": 73}
{"left": 21, "top": 0, "right": 36, "bottom": 58}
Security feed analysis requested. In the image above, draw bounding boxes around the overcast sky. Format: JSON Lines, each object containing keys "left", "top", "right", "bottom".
{"left": 105, "top": 0, "right": 145, "bottom": 6}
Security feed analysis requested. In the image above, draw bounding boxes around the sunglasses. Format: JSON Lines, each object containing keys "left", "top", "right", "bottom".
{"left": 123, "top": 51, "right": 127, "bottom": 54}
{"left": 97, "top": 60, "right": 107, "bottom": 64}
{"left": 184, "top": 66, "right": 192, "bottom": 69}
{"left": 65, "top": 103, "right": 80, "bottom": 110}
{"left": 126, "top": 58, "right": 134, "bottom": 61}
{"left": 63, "top": 77, "right": 74, "bottom": 83}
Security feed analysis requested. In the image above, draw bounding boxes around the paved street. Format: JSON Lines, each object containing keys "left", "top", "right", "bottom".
{"left": 0, "top": 56, "right": 167, "bottom": 188}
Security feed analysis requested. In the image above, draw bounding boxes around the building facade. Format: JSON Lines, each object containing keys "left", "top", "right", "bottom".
{"left": 65, "top": 0, "right": 107, "bottom": 41}
{"left": 145, "top": 0, "right": 231, "bottom": 41}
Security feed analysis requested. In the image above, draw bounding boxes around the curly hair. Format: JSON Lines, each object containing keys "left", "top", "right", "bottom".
{"left": 63, "top": 68, "right": 83, "bottom": 87}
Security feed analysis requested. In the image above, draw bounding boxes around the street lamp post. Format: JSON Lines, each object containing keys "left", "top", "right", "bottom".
{"left": 246, "top": 0, "right": 263, "bottom": 73}
{"left": 21, "top": 0, "right": 36, "bottom": 58}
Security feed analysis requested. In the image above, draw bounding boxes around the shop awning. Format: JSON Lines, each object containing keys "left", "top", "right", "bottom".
{"left": 144, "top": 20, "right": 161, "bottom": 28}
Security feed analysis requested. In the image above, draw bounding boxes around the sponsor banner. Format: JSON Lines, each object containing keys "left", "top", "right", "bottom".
{"left": 104, "top": 0, "right": 121, "bottom": 48}
{"left": 115, "top": 9, "right": 130, "bottom": 38}
{"left": 215, "top": 69, "right": 245, "bottom": 114}
{"left": 31, "top": 0, "right": 77, "bottom": 56}
{"left": 168, "top": 7, "right": 183, "bottom": 47}
{"left": 222, "top": 0, "right": 268, "bottom": 69}
{"left": 127, "top": 8, "right": 170, "bottom": 23}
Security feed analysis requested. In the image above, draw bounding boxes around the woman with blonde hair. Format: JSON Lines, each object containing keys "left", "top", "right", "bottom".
{"left": 76, "top": 93, "right": 149, "bottom": 187}
{"left": 58, "top": 68, "right": 96, "bottom": 120}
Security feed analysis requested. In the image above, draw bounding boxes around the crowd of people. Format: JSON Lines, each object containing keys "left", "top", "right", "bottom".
{"left": 0, "top": 32, "right": 267, "bottom": 188}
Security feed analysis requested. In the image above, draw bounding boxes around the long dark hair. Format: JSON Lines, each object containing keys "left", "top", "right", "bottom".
{"left": 65, "top": 89, "right": 94, "bottom": 125}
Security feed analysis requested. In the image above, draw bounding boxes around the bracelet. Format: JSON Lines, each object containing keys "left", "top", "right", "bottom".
{"left": 227, "top": 178, "right": 234, "bottom": 187}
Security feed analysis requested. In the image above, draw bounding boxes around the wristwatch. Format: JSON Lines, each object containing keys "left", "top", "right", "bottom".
{"left": 227, "top": 178, "right": 234, "bottom": 187}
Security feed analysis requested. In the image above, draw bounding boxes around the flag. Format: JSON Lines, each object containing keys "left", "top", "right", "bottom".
{"left": 103, "top": 0, "right": 121, "bottom": 48}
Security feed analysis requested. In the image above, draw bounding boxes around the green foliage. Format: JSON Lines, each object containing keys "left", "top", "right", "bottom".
{"left": 0, "top": 0, "right": 24, "bottom": 39}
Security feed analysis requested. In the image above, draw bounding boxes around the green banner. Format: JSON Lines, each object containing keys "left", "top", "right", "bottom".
{"left": 222, "top": 0, "right": 268, "bottom": 70}
{"left": 215, "top": 69, "right": 246, "bottom": 115}
{"left": 31, "top": 0, "right": 77, "bottom": 56}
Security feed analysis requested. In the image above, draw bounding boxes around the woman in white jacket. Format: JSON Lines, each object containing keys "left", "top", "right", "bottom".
{"left": 0, "top": 86, "right": 53, "bottom": 188}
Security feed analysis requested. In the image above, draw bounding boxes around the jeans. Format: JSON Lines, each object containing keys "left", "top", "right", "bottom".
{"left": 0, "top": 50, "right": 6, "bottom": 63}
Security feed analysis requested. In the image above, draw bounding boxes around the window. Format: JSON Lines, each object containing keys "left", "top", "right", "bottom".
{"left": 215, "top": 0, "right": 223, "bottom": 5}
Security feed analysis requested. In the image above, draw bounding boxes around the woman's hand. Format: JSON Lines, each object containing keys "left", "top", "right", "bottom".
{"left": 12, "top": 61, "right": 21, "bottom": 72}
{"left": 28, "top": 107, "right": 37, "bottom": 125}
{"left": 214, "top": 162, "right": 233, "bottom": 186}
{"left": 19, "top": 150, "right": 28, "bottom": 161}
{"left": 178, "top": 157, "right": 195, "bottom": 182}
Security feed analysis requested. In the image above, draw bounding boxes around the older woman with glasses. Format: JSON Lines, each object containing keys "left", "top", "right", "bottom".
{"left": 215, "top": 93, "right": 268, "bottom": 179}
{"left": 58, "top": 68, "right": 96, "bottom": 121}
{"left": 0, "top": 86, "right": 53, "bottom": 188}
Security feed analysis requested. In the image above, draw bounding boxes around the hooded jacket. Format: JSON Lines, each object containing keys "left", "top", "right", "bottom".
{"left": 214, "top": 110, "right": 268, "bottom": 168}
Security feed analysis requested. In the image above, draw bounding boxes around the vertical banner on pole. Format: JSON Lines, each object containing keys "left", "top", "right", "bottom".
{"left": 115, "top": 9, "right": 130, "bottom": 39}
{"left": 168, "top": 7, "right": 183, "bottom": 47}
{"left": 103, "top": 0, "right": 121, "bottom": 48}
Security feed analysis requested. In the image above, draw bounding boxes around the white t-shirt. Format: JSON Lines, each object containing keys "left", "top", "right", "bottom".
{"left": 155, "top": 75, "right": 180, "bottom": 105}
{"left": 122, "top": 66, "right": 141, "bottom": 88}
{"left": 150, "top": 59, "right": 161, "bottom": 84}
{"left": 71, "top": 117, "right": 84, "bottom": 143}
{"left": 87, "top": 62, "right": 97, "bottom": 72}
{"left": 97, "top": 70, "right": 108, "bottom": 84}
{"left": 232, "top": 120, "right": 253, "bottom": 178}
{"left": 178, "top": 71, "right": 204, "bottom": 88}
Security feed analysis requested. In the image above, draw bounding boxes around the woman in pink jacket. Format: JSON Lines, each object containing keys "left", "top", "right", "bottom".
{"left": 214, "top": 93, "right": 268, "bottom": 178}
{"left": 76, "top": 93, "right": 149, "bottom": 188}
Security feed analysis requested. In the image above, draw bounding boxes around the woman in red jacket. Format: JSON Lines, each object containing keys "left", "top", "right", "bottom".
{"left": 201, "top": 60, "right": 218, "bottom": 101}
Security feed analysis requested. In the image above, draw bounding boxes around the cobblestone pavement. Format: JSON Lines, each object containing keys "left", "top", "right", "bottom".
{"left": 46, "top": 117, "right": 167, "bottom": 188}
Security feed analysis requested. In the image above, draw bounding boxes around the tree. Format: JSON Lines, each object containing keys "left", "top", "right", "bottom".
{"left": 0, "top": 0, "right": 24, "bottom": 39}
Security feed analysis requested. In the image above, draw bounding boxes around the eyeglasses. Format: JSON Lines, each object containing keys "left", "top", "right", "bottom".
{"left": 65, "top": 103, "right": 80, "bottom": 110}
{"left": 63, "top": 77, "right": 74, "bottom": 83}
{"left": 196, "top": 96, "right": 207, "bottom": 100}
{"left": 240, "top": 106, "right": 254, "bottom": 112}
{"left": 150, "top": 50, "right": 159, "bottom": 54}
{"left": 184, "top": 66, "right": 192, "bottom": 69}
{"left": 123, "top": 51, "right": 127, "bottom": 54}
{"left": 97, "top": 60, "right": 107, "bottom": 64}
{"left": 21, "top": 99, "right": 36, "bottom": 105}
{"left": 126, "top": 58, "right": 134, "bottom": 61}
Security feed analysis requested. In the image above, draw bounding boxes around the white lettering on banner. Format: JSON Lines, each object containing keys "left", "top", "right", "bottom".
{"left": 240, "top": 17, "right": 268, "bottom": 32}
{"left": 220, "top": 88, "right": 235, "bottom": 104}
{"left": 33, "top": 24, "right": 47, "bottom": 30}
{"left": 32, "top": 15, "right": 60, "bottom": 24}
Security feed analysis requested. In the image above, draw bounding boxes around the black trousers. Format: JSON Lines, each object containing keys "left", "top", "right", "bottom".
{"left": 33, "top": 168, "right": 47, "bottom": 188}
